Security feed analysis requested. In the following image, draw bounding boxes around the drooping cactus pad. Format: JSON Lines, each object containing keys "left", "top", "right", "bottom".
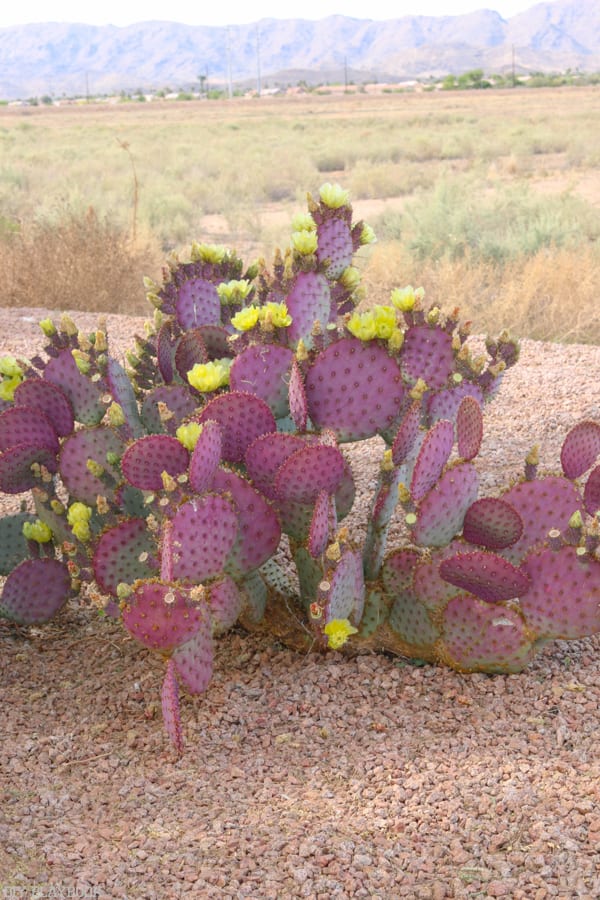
{"left": 0, "top": 558, "right": 72, "bottom": 624}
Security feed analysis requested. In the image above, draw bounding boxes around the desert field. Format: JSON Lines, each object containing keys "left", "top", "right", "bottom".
{"left": 0, "top": 86, "right": 599, "bottom": 340}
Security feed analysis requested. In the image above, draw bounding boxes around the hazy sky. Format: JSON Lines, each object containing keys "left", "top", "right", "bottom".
{"left": 0, "top": 1, "right": 540, "bottom": 28}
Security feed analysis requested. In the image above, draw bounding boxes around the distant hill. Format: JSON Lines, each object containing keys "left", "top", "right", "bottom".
{"left": 1, "top": 0, "right": 599, "bottom": 100}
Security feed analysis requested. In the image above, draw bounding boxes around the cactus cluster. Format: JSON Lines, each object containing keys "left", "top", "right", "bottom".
{"left": 1, "top": 183, "right": 599, "bottom": 753}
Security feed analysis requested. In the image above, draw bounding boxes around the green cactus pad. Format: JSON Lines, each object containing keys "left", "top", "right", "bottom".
{"left": 389, "top": 592, "right": 440, "bottom": 649}
{"left": 285, "top": 271, "right": 332, "bottom": 346}
{"left": 59, "top": 426, "right": 124, "bottom": 504}
{"left": 174, "top": 329, "right": 209, "bottom": 383}
{"left": 410, "top": 418, "right": 454, "bottom": 503}
{"left": 0, "top": 558, "right": 72, "bottom": 624}
{"left": 305, "top": 338, "right": 405, "bottom": 442}
{"left": 520, "top": 545, "right": 600, "bottom": 639}
{"left": 14, "top": 378, "right": 74, "bottom": 437}
{"left": 197, "top": 391, "right": 276, "bottom": 463}
{"left": 44, "top": 349, "right": 105, "bottom": 425}
{"left": 401, "top": 326, "right": 454, "bottom": 390}
{"left": 440, "top": 594, "right": 535, "bottom": 674}
{"left": 583, "top": 464, "right": 600, "bottom": 515}
{"left": 211, "top": 468, "right": 281, "bottom": 576}
{"left": 239, "top": 570, "right": 268, "bottom": 624}
{"left": 410, "top": 462, "right": 479, "bottom": 547}
{"left": 356, "top": 589, "right": 387, "bottom": 637}
{"left": 229, "top": 344, "right": 294, "bottom": 418}
{"left": 456, "top": 395, "right": 483, "bottom": 461}
{"left": 0, "top": 444, "right": 58, "bottom": 494}
{"left": 208, "top": 575, "right": 243, "bottom": 635}
{"left": 499, "top": 476, "right": 582, "bottom": 564}
{"left": 0, "top": 405, "right": 59, "bottom": 454}
{"left": 244, "top": 432, "right": 305, "bottom": 499}
{"left": 93, "top": 518, "right": 158, "bottom": 596}
{"left": 462, "top": 498, "right": 523, "bottom": 550}
{"left": 172, "top": 613, "right": 214, "bottom": 694}
{"left": 439, "top": 550, "right": 530, "bottom": 603}
{"left": 171, "top": 494, "right": 239, "bottom": 583}
{"left": 122, "top": 580, "right": 205, "bottom": 651}
{"left": 140, "top": 385, "right": 199, "bottom": 435}
{"left": 0, "top": 512, "right": 39, "bottom": 575}
{"left": 560, "top": 420, "right": 600, "bottom": 479}
{"left": 121, "top": 435, "right": 190, "bottom": 491}
{"left": 161, "top": 658, "right": 183, "bottom": 754}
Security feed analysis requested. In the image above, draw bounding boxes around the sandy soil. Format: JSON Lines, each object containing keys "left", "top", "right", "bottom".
{"left": 1, "top": 309, "right": 600, "bottom": 898}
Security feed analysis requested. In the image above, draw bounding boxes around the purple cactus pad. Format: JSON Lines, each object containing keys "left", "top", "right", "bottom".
{"left": 121, "top": 435, "right": 190, "bottom": 492}
{"left": 188, "top": 420, "right": 222, "bottom": 494}
{"left": 208, "top": 575, "right": 243, "bottom": 634}
{"left": 197, "top": 391, "right": 276, "bottom": 463}
{"left": 289, "top": 359, "right": 308, "bottom": 432}
{"left": 305, "top": 338, "right": 405, "bottom": 442}
{"left": 14, "top": 378, "right": 74, "bottom": 437}
{"left": 0, "top": 444, "right": 58, "bottom": 494}
{"left": 583, "top": 464, "right": 600, "bottom": 515}
{"left": 462, "top": 498, "right": 523, "bottom": 550}
{"left": 274, "top": 445, "right": 345, "bottom": 505}
{"left": 172, "top": 615, "right": 214, "bottom": 694}
{"left": 410, "top": 418, "right": 454, "bottom": 503}
{"left": 456, "top": 395, "right": 483, "bottom": 461}
{"left": 0, "top": 558, "right": 72, "bottom": 624}
{"left": 44, "top": 349, "right": 105, "bottom": 426}
{"left": 520, "top": 545, "right": 600, "bottom": 639}
{"left": 229, "top": 344, "right": 294, "bottom": 418}
{"left": 244, "top": 432, "right": 305, "bottom": 499}
{"left": 560, "top": 421, "right": 600, "bottom": 479}
{"left": 285, "top": 271, "right": 332, "bottom": 345}
{"left": 439, "top": 550, "right": 530, "bottom": 603}
{"left": 122, "top": 580, "right": 205, "bottom": 651}
{"left": 410, "top": 462, "right": 479, "bottom": 547}
{"left": 401, "top": 326, "right": 454, "bottom": 390}
{"left": 0, "top": 405, "right": 59, "bottom": 454}
{"left": 161, "top": 658, "right": 184, "bottom": 754}
{"left": 316, "top": 216, "right": 353, "bottom": 279}
{"left": 175, "top": 277, "right": 221, "bottom": 330}
{"left": 59, "top": 426, "right": 124, "bottom": 504}
{"left": 93, "top": 518, "right": 159, "bottom": 595}
{"left": 140, "top": 385, "right": 200, "bottom": 436}
{"left": 171, "top": 494, "right": 239, "bottom": 583}
{"left": 441, "top": 594, "right": 535, "bottom": 673}
{"left": 391, "top": 401, "right": 422, "bottom": 466}
{"left": 500, "top": 476, "right": 582, "bottom": 564}
{"left": 307, "top": 490, "right": 331, "bottom": 558}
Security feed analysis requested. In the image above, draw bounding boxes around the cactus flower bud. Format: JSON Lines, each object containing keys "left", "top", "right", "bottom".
{"left": 107, "top": 402, "right": 126, "bottom": 427}
{"left": 59, "top": 314, "right": 78, "bottom": 336}
{"left": 291, "top": 212, "right": 316, "bottom": 232}
{"left": 71, "top": 350, "right": 91, "bottom": 375}
{"left": 260, "top": 302, "right": 292, "bottom": 329}
{"left": 323, "top": 618, "right": 358, "bottom": 650}
{"left": 339, "top": 266, "right": 361, "bottom": 291}
{"left": 191, "top": 243, "right": 228, "bottom": 264}
{"left": 39, "top": 318, "right": 56, "bottom": 337}
{"left": 359, "top": 223, "right": 377, "bottom": 245}
{"left": 67, "top": 502, "right": 93, "bottom": 542}
{"left": 217, "top": 279, "right": 253, "bottom": 304}
{"left": 22, "top": 520, "right": 53, "bottom": 543}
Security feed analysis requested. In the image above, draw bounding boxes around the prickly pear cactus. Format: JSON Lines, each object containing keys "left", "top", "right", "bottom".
{"left": 1, "top": 184, "right": 599, "bottom": 754}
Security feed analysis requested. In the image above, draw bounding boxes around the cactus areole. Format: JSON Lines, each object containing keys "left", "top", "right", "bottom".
{"left": 1, "top": 184, "right": 599, "bottom": 753}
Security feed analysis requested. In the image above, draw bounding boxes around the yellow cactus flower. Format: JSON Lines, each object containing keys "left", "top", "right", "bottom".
{"left": 39, "top": 318, "right": 57, "bottom": 337}
{"left": 67, "top": 502, "right": 93, "bottom": 542}
{"left": 372, "top": 305, "right": 397, "bottom": 340}
{"left": 339, "top": 266, "right": 361, "bottom": 291}
{"left": 319, "top": 183, "right": 350, "bottom": 209}
{"left": 22, "top": 520, "right": 53, "bottom": 543}
{"left": 191, "top": 243, "right": 228, "bottom": 264}
{"left": 346, "top": 310, "right": 377, "bottom": 342}
{"left": 323, "top": 618, "right": 358, "bottom": 650}
{"left": 291, "top": 212, "right": 316, "bottom": 232}
{"left": 390, "top": 285, "right": 425, "bottom": 312}
{"left": 217, "top": 279, "right": 252, "bottom": 305}
{"left": 0, "top": 356, "right": 22, "bottom": 378}
{"left": 261, "top": 302, "right": 292, "bottom": 328}
{"left": 0, "top": 375, "right": 21, "bottom": 402}
{"left": 231, "top": 305, "right": 260, "bottom": 332}
{"left": 291, "top": 230, "right": 318, "bottom": 256}
{"left": 187, "top": 359, "right": 231, "bottom": 393}
{"left": 176, "top": 421, "right": 203, "bottom": 451}
{"left": 359, "top": 223, "right": 377, "bottom": 245}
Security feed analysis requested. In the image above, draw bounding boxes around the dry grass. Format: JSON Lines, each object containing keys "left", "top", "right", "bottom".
{"left": 0, "top": 207, "right": 162, "bottom": 315}
{"left": 361, "top": 242, "right": 600, "bottom": 343}
{"left": 0, "top": 88, "right": 599, "bottom": 341}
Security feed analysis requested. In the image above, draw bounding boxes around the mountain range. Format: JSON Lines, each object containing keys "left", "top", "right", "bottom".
{"left": 0, "top": 0, "right": 598, "bottom": 100}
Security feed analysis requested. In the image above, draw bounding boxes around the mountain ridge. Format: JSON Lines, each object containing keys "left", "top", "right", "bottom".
{"left": 0, "top": 0, "right": 598, "bottom": 100}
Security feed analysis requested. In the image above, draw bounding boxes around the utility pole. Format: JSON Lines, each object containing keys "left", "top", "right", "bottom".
{"left": 227, "top": 27, "right": 233, "bottom": 99}
{"left": 256, "top": 25, "right": 262, "bottom": 97}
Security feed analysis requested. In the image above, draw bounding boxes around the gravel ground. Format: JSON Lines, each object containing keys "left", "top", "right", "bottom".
{"left": 1, "top": 309, "right": 600, "bottom": 899}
